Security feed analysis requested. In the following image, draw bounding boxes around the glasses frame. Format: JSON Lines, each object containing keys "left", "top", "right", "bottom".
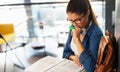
{"left": 67, "top": 14, "right": 86, "bottom": 24}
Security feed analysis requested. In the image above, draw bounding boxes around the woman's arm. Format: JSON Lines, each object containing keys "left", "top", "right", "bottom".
{"left": 72, "top": 27, "right": 103, "bottom": 72}
{"left": 63, "top": 30, "right": 74, "bottom": 59}
{"left": 79, "top": 30, "right": 103, "bottom": 72}
{"left": 72, "top": 27, "right": 85, "bottom": 55}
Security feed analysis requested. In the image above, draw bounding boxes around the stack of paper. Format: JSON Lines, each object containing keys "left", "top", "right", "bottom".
{"left": 25, "top": 56, "right": 85, "bottom": 72}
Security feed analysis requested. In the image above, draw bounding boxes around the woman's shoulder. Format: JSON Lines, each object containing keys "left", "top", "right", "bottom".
{"left": 93, "top": 24, "right": 102, "bottom": 32}
{"left": 88, "top": 23, "right": 103, "bottom": 36}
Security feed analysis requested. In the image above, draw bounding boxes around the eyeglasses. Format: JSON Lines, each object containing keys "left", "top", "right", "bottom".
{"left": 67, "top": 14, "right": 85, "bottom": 24}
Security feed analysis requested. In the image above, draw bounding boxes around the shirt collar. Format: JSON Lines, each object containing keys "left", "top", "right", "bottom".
{"left": 81, "top": 21, "right": 92, "bottom": 36}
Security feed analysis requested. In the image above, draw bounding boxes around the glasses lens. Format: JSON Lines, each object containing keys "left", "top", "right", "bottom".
{"left": 74, "top": 20, "right": 81, "bottom": 24}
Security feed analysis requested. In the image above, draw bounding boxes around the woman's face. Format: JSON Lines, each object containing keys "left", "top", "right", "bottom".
{"left": 67, "top": 12, "right": 89, "bottom": 29}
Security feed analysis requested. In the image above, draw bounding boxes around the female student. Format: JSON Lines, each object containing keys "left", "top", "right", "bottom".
{"left": 63, "top": 0, "right": 103, "bottom": 72}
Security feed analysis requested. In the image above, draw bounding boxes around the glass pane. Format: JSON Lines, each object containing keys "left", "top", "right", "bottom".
{"left": 0, "top": 0, "right": 105, "bottom": 45}
{"left": 0, "top": 0, "right": 24, "bottom": 4}
{"left": 91, "top": 1, "right": 105, "bottom": 34}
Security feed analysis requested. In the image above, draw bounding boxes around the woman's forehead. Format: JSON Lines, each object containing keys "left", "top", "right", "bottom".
{"left": 67, "top": 12, "right": 84, "bottom": 19}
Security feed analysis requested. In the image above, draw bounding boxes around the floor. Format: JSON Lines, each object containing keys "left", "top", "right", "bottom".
{"left": 0, "top": 37, "right": 64, "bottom": 72}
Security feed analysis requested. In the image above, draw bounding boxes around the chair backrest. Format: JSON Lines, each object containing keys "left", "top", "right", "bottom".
{"left": 95, "top": 31, "right": 118, "bottom": 72}
{"left": 0, "top": 24, "right": 15, "bottom": 44}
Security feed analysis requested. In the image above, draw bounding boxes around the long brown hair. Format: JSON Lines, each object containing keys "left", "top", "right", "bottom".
{"left": 66, "top": 0, "right": 98, "bottom": 26}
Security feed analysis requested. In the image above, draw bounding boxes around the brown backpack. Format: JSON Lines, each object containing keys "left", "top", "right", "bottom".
{"left": 95, "top": 31, "right": 118, "bottom": 72}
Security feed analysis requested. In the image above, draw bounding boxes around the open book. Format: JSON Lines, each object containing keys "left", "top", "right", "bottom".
{"left": 25, "top": 56, "right": 85, "bottom": 72}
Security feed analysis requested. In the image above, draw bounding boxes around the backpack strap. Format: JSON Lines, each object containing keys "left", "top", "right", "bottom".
{"left": 96, "top": 36, "right": 108, "bottom": 66}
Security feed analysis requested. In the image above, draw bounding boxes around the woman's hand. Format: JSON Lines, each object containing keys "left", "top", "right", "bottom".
{"left": 72, "top": 27, "right": 81, "bottom": 38}
{"left": 72, "top": 27, "right": 82, "bottom": 43}
{"left": 69, "top": 55, "right": 82, "bottom": 67}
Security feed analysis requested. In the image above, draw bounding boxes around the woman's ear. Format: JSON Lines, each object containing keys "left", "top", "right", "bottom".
{"left": 86, "top": 10, "right": 90, "bottom": 16}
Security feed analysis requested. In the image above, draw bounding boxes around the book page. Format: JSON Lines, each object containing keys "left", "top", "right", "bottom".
{"left": 46, "top": 59, "right": 84, "bottom": 72}
{"left": 25, "top": 56, "right": 64, "bottom": 72}
{"left": 25, "top": 56, "right": 84, "bottom": 72}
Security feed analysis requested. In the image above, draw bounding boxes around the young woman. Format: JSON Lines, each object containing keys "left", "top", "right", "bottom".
{"left": 63, "top": 0, "right": 103, "bottom": 72}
